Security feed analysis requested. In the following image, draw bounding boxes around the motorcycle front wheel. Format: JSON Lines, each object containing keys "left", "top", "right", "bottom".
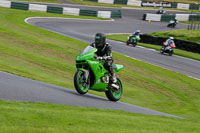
{"left": 105, "top": 78, "right": 123, "bottom": 101}
{"left": 169, "top": 50, "right": 173, "bottom": 56}
{"left": 74, "top": 70, "right": 90, "bottom": 94}
{"left": 132, "top": 42, "right": 137, "bottom": 47}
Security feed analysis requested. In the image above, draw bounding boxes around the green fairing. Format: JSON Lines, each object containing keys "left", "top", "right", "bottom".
{"left": 130, "top": 36, "right": 140, "bottom": 42}
{"left": 75, "top": 46, "right": 123, "bottom": 91}
{"left": 136, "top": 37, "right": 140, "bottom": 41}
{"left": 113, "top": 64, "right": 123, "bottom": 73}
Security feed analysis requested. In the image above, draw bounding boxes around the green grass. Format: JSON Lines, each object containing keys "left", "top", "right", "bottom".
{"left": 1, "top": 100, "right": 200, "bottom": 133}
{"left": 107, "top": 34, "right": 200, "bottom": 61}
{"left": 0, "top": 6, "right": 200, "bottom": 132}
{"left": 149, "top": 29, "right": 200, "bottom": 44}
{"left": 181, "top": 21, "right": 200, "bottom": 25}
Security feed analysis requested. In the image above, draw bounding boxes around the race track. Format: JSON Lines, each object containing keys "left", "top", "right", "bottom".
{"left": 26, "top": 16, "right": 200, "bottom": 79}
{"left": 1, "top": 3, "right": 199, "bottom": 118}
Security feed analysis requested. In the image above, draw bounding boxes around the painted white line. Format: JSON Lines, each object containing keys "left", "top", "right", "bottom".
{"left": 24, "top": 17, "right": 115, "bottom": 23}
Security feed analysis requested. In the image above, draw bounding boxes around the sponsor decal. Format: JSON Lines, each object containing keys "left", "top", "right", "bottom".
{"left": 97, "top": 79, "right": 100, "bottom": 84}
{"left": 142, "top": 2, "right": 172, "bottom": 7}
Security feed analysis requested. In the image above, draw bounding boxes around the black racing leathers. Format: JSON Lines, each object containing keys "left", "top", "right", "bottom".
{"left": 91, "top": 43, "right": 114, "bottom": 76}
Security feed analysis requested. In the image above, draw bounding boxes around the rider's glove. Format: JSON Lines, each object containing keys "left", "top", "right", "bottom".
{"left": 96, "top": 56, "right": 103, "bottom": 61}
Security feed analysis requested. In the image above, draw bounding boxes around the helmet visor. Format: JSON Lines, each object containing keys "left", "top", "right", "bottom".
{"left": 95, "top": 36, "right": 102, "bottom": 46}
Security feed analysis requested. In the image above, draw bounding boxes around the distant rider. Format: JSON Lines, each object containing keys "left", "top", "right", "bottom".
{"left": 169, "top": 19, "right": 178, "bottom": 27}
{"left": 157, "top": 7, "right": 165, "bottom": 14}
{"left": 164, "top": 37, "right": 175, "bottom": 50}
{"left": 91, "top": 33, "right": 117, "bottom": 83}
{"left": 129, "top": 30, "right": 141, "bottom": 41}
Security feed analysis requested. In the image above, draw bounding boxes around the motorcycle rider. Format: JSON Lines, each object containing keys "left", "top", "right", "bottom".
{"left": 129, "top": 30, "right": 141, "bottom": 41}
{"left": 164, "top": 37, "right": 175, "bottom": 50}
{"left": 157, "top": 7, "right": 165, "bottom": 14}
{"left": 91, "top": 33, "right": 117, "bottom": 83}
{"left": 168, "top": 18, "right": 178, "bottom": 27}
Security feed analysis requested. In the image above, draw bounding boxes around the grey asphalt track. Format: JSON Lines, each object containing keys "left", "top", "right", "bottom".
{"left": 0, "top": 71, "right": 183, "bottom": 119}
{"left": 26, "top": 17, "right": 200, "bottom": 79}
{"left": 1, "top": 3, "right": 199, "bottom": 118}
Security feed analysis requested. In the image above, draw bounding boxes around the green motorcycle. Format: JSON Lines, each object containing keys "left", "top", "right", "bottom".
{"left": 74, "top": 46, "right": 123, "bottom": 101}
{"left": 126, "top": 35, "right": 140, "bottom": 47}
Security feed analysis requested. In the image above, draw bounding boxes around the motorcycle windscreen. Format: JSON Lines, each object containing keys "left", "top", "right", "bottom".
{"left": 80, "top": 46, "right": 95, "bottom": 55}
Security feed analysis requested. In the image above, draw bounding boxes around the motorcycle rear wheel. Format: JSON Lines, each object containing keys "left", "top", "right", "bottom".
{"left": 160, "top": 48, "right": 164, "bottom": 54}
{"left": 74, "top": 70, "right": 90, "bottom": 94}
{"left": 126, "top": 41, "right": 129, "bottom": 45}
{"left": 105, "top": 78, "right": 123, "bottom": 101}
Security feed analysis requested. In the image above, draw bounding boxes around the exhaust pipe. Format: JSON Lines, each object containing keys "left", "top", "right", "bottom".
{"left": 111, "top": 84, "right": 119, "bottom": 89}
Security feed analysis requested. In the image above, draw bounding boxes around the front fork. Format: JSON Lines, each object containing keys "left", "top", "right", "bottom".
{"left": 83, "top": 70, "right": 89, "bottom": 82}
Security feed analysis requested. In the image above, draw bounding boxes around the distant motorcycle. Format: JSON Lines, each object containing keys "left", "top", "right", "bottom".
{"left": 156, "top": 10, "right": 166, "bottom": 14}
{"left": 126, "top": 36, "right": 139, "bottom": 47}
{"left": 160, "top": 42, "right": 176, "bottom": 56}
{"left": 167, "top": 20, "right": 178, "bottom": 28}
{"left": 156, "top": 7, "right": 166, "bottom": 14}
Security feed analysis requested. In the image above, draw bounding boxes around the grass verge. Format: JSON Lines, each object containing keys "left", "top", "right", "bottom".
{"left": 1, "top": 100, "right": 200, "bottom": 133}
{"left": 181, "top": 21, "right": 200, "bottom": 25}
{"left": 107, "top": 34, "right": 200, "bottom": 61}
{"left": 149, "top": 29, "right": 200, "bottom": 44}
{"left": 0, "top": 7, "right": 200, "bottom": 132}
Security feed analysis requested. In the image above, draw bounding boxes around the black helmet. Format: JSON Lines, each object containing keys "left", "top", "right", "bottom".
{"left": 95, "top": 33, "right": 106, "bottom": 47}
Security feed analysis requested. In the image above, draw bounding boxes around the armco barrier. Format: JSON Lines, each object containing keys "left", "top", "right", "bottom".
{"left": 189, "top": 15, "right": 200, "bottom": 21}
{"left": 143, "top": 13, "right": 200, "bottom": 22}
{"left": 171, "top": 3, "right": 177, "bottom": 8}
{"left": 111, "top": 10, "right": 122, "bottom": 18}
{"left": 175, "top": 14, "right": 190, "bottom": 21}
{"left": 140, "top": 34, "right": 200, "bottom": 53}
{"left": 29, "top": 4, "right": 47, "bottom": 12}
{"left": 80, "top": 9, "right": 98, "bottom": 17}
{"left": 114, "top": 0, "right": 128, "bottom": 5}
{"left": 143, "top": 14, "right": 161, "bottom": 21}
{"left": 0, "top": 0, "right": 11, "bottom": 8}
{"left": 97, "top": 11, "right": 111, "bottom": 18}
{"left": 47, "top": 6, "right": 63, "bottom": 14}
{"left": 99, "top": 0, "right": 114, "bottom": 4}
{"left": 63, "top": 7, "right": 80, "bottom": 16}
{"left": 160, "top": 14, "right": 175, "bottom": 22}
{"left": 11, "top": 2, "right": 29, "bottom": 10}
{"left": 0, "top": 1, "right": 121, "bottom": 19}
